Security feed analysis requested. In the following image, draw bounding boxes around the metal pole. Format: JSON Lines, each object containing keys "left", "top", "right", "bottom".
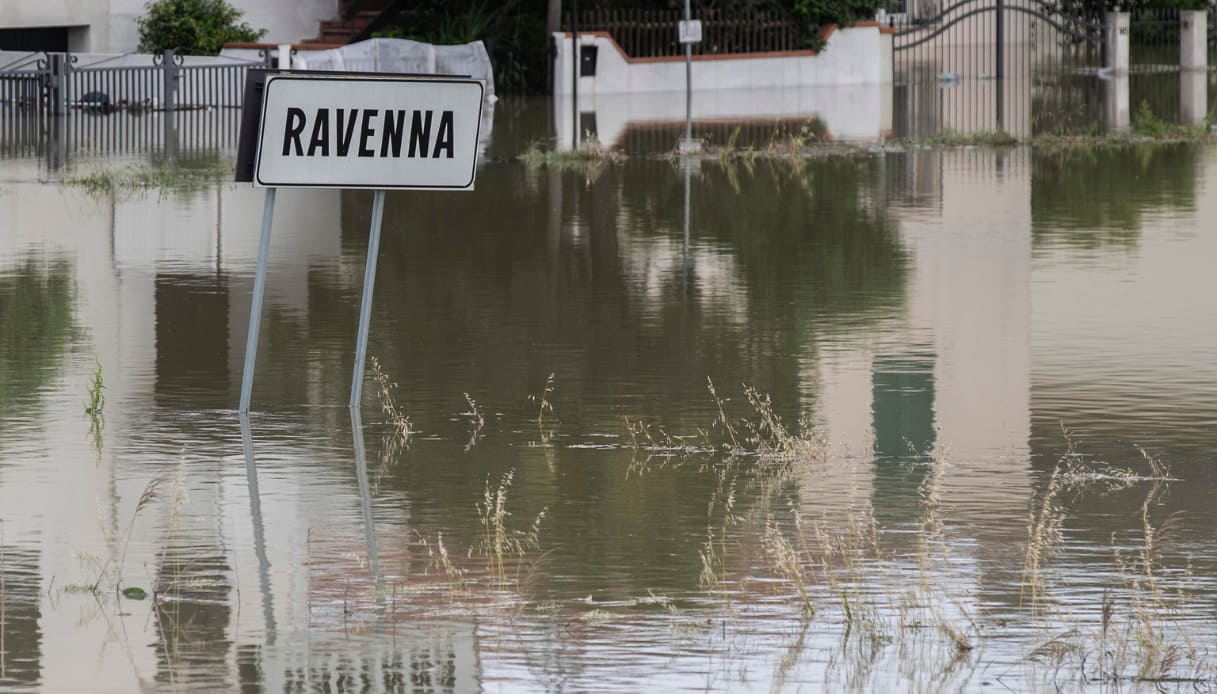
{"left": 995, "top": 0, "right": 1005, "bottom": 131}
{"left": 995, "top": 0, "right": 1004, "bottom": 82}
{"left": 238, "top": 187, "right": 277, "bottom": 413}
{"left": 349, "top": 189, "right": 387, "bottom": 408}
{"left": 163, "top": 49, "right": 177, "bottom": 115}
{"left": 684, "top": 0, "right": 693, "bottom": 143}
{"left": 571, "top": 0, "right": 579, "bottom": 149}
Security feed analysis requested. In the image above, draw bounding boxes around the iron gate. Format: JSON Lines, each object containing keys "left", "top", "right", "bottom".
{"left": 887, "top": 0, "right": 1109, "bottom": 136}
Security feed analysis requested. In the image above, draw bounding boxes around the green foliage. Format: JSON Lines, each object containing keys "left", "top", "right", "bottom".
{"left": 137, "top": 0, "right": 265, "bottom": 56}
{"left": 374, "top": 0, "right": 547, "bottom": 93}
{"left": 1031, "top": 142, "right": 1202, "bottom": 244}
{"left": 789, "top": 0, "right": 885, "bottom": 42}
{"left": 1132, "top": 99, "right": 1170, "bottom": 137}
{"left": 85, "top": 359, "right": 105, "bottom": 417}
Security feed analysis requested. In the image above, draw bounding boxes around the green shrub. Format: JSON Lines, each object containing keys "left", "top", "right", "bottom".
{"left": 137, "top": 0, "right": 266, "bottom": 56}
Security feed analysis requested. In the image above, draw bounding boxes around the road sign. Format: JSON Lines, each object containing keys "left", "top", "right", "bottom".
{"left": 254, "top": 74, "right": 484, "bottom": 190}
{"left": 679, "top": 19, "right": 703, "bottom": 44}
{"left": 238, "top": 71, "right": 487, "bottom": 413}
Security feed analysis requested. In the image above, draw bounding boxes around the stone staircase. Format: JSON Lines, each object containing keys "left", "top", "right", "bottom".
{"left": 301, "top": 0, "right": 397, "bottom": 46}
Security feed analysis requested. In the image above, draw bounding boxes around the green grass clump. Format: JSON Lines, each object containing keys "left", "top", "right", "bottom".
{"left": 63, "top": 159, "right": 232, "bottom": 198}
{"left": 517, "top": 139, "right": 626, "bottom": 169}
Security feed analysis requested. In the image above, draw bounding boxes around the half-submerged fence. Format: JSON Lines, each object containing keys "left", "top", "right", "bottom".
{"left": 566, "top": 7, "right": 807, "bottom": 58}
{"left": 1, "top": 49, "right": 271, "bottom": 162}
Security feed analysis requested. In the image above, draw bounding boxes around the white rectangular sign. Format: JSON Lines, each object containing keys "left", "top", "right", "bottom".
{"left": 678, "top": 19, "right": 703, "bottom": 44}
{"left": 255, "top": 75, "right": 484, "bottom": 190}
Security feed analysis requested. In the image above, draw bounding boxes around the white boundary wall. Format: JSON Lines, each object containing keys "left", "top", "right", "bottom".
{"left": 0, "top": 0, "right": 334, "bottom": 53}
{"left": 553, "top": 24, "right": 893, "bottom": 96}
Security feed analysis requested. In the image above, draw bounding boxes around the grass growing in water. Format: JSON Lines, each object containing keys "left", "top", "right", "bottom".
{"left": 370, "top": 356, "right": 414, "bottom": 447}
{"left": 85, "top": 358, "right": 105, "bottom": 417}
{"left": 476, "top": 469, "right": 547, "bottom": 582}
{"left": 63, "top": 159, "right": 233, "bottom": 198}
{"left": 518, "top": 139, "right": 626, "bottom": 169}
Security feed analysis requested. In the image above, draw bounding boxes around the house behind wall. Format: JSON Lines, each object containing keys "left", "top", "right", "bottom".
{"left": 0, "top": 0, "right": 335, "bottom": 54}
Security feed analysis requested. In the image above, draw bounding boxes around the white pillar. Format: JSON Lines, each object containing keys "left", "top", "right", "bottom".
{"left": 1180, "top": 10, "right": 1207, "bottom": 72}
{"left": 1180, "top": 11, "right": 1207, "bottom": 126}
{"left": 1106, "top": 74, "right": 1130, "bottom": 131}
{"left": 1181, "top": 70, "right": 1208, "bottom": 126}
{"left": 1105, "top": 12, "right": 1129, "bottom": 74}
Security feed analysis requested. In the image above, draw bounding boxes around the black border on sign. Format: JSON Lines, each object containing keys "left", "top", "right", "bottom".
{"left": 254, "top": 74, "right": 485, "bottom": 190}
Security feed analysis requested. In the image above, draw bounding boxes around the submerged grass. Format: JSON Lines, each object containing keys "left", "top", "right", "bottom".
{"left": 63, "top": 159, "right": 233, "bottom": 198}
{"left": 51, "top": 378, "right": 1213, "bottom": 691}
{"left": 518, "top": 139, "right": 627, "bottom": 183}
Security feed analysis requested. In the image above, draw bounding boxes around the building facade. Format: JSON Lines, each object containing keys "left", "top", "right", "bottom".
{"left": 0, "top": 0, "right": 334, "bottom": 54}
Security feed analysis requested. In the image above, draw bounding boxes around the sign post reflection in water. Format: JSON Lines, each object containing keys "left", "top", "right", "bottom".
{"left": 236, "top": 72, "right": 484, "bottom": 411}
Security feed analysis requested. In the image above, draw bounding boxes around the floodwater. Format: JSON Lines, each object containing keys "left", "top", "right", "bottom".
{"left": 2, "top": 100, "right": 1217, "bottom": 693}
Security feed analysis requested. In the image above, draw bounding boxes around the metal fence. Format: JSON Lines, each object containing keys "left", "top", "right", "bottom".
{"left": 566, "top": 7, "right": 807, "bottom": 58}
{"left": 2, "top": 49, "right": 268, "bottom": 163}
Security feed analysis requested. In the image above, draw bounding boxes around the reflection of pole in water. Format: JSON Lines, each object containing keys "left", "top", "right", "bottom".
{"left": 350, "top": 408, "right": 384, "bottom": 603}
{"left": 240, "top": 414, "right": 277, "bottom": 644}
{"left": 682, "top": 158, "right": 691, "bottom": 290}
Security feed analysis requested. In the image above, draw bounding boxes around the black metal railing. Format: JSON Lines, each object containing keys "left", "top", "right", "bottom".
{"left": 1, "top": 49, "right": 269, "bottom": 162}
{"left": 567, "top": 7, "right": 807, "bottom": 58}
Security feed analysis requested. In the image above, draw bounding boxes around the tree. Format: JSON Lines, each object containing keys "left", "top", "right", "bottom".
{"left": 137, "top": 0, "right": 266, "bottom": 56}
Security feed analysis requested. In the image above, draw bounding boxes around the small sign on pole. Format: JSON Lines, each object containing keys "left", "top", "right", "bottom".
{"left": 236, "top": 70, "right": 485, "bottom": 412}
{"left": 678, "top": 19, "right": 703, "bottom": 44}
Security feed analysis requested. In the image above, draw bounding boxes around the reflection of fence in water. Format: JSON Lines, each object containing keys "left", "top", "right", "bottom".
{"left": 1, "top": 110, "right": 243, "bottom": 159}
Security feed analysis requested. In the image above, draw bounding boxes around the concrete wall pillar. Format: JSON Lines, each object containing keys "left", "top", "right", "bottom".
{"left": 1181, "top": 70, "right": 1208, "bottom": 126}
{"left": 1180, "top": 10, "right": 1207, "bottom": 71}
{"left": 1106, "top": 75, "right": 1129, "bottom": 131}
{"left": 1180, "top": 11, "right": 1207, "bottom": 125}
{"left": 1105, "top": 12, "right": 1129, "bottom": 74}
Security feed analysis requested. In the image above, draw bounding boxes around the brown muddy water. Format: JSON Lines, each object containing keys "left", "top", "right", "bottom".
{"left": 2, "top": 102, "right": 1217, "bottom": 692}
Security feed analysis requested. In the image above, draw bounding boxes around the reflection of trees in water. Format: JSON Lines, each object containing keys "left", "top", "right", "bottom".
{"left": 269, "top": 158, "right": 911, "bottom": 597}
{"left": 0, "top": 257, "right": 79, "bottom": 422}
{"left": 0, "top": 547, "right": 42, "bottom": 690}
{"left": 1031, "top": 143, "right": 1201, "bottom": 248}
{"left": 152, "top": 542, "right": 233, "bottom": 690}
{"left": 295, "top": 159, "right": 910, "bottom": 432}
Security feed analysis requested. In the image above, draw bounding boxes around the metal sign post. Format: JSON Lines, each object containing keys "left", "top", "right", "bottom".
{"left": 235, "top": 71, "right": 484, "bottom": 412}
{"left": 678, "top": 7, "right": 702, "bottom": 153}
{"left": 349, "top": 190, "right": 386, "bottom": 408}
{"left": 238, "top": 188, "right": 277, "bottom": 413}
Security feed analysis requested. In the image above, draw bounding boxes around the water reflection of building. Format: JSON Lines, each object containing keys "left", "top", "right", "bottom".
{"left": 556, "top": 84, "right": 894, "bottom": 148}
{"left": 811, "top": 148, "right": 1033, "bottom": 606}
{"left": 0, "top": 163, "right": 344, "bottom": 691}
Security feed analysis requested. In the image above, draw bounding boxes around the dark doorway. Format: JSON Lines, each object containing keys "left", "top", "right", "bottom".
{"left": 0, "top": 27, "right": 71, "bottom": 52}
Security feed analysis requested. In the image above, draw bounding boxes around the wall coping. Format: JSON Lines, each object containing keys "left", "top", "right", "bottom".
{"left": 223, "top": 42, "right": 345, "bottom": 51}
